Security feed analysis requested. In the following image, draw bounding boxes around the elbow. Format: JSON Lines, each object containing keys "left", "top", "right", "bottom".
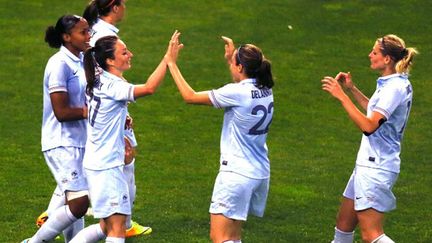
{"left": 146, "top": 86, "right": 157, "bottom": 95}
{"left": 54, "top": 112, "right": 67, "bottom": 122}
{"left": 56, "top": 116, "right": 68, "bottom": 122}
{"left": 362, "top": 129, "right": 376, "bottom": 136}
{"left": 362, "top": 118, "right": 386, "bottom": 136}
{"left": 182, "top": 92, "right": 197, "bottom": 104}
{"left": 183, "top": 97, "right": 195, "bottom": 104}
{"left": 146, "top": 89, "right": 156, "bottom": 95}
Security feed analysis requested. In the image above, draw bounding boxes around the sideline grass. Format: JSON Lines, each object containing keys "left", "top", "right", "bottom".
{"left": 1, "top": 1, "right": 431, "bottom": 242}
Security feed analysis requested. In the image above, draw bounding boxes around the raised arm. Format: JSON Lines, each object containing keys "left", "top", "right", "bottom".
{"left": 335, "top": 72, "right": 369, "bottom": 110}
{"left": 221, "top": 36, "right": 235, "bottom": 65}
{"left": 164, "top": 30, "right": 212, "bottom": 105}
{"left": 133, "top": 57, "right": 167, "bottom": 98}
{"left": 321, "top": 76, "right": 385, "bottom": 134}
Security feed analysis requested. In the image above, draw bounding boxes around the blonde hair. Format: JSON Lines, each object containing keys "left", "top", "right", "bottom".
{"left": 378, "top": 34, "right": 418, "bottom": 74}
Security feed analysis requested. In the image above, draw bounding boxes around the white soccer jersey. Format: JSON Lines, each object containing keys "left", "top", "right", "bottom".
{"left": 209, "top": 78, "right": 274, "bottom": 179}
{"left": 89, "top": 18, "right": 119, "bottom": 47}
{"left": 356, "top": 73, "right": 413, "bottom": 173}
{"left": 90, "top": 18, "right": 137, "bottom": 147}
{"left": 41, "top": 46, "right": 87, "bottom": 151}
{"left": 83, "top": 71, "right": 135, "bottom": 170}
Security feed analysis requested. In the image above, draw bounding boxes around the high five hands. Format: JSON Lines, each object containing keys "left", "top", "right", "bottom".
{"left": 164, "top": 30, "right": 184, "bottom": 65}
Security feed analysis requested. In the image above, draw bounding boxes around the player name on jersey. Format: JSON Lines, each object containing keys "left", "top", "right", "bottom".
{"left": 251, "top": 89, "right": 272, "bottom": 99}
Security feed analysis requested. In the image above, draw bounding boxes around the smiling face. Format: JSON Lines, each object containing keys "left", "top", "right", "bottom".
{"left": 63, "top": 18, "right": 91, "bottom": 56}
{"left": 107, "top": 39, "right": 133, "bottom": 75}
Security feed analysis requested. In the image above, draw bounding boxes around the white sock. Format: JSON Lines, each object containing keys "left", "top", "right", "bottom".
{"left": 124, "top": 159, "right": 136, "bottom": 205}
{"left": 105, "top": 236, "right": 125, "bottom": 243}
{"left": 223, "top": 240, "right": 242, "bottom": 243}
{"left": 372, "top": 234, "right": 395, "bottom": 243}
{"left": 30, "top": 205, "right": 77, "bottom": 243}
{"left": 124, "top": 159, "right": 136, "bottom": 229}
{"left": 69, "top": 223, "right": 106, "bottom": 243}
{"left": 46, "top": 186, "right": 65, "bottom": 216}
{"left": 332, "top": 227, "right": 354, "bottom": 243}
{"left": 63, "top": 217, "right": 84, "bottom": 242}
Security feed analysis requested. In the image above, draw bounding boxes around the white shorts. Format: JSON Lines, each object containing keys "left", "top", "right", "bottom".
{"left": 343, "top": 166, "right": 398, "bottom": 212}
{"left": 44, "top": 146, "right": 87, "bottom": 193}
{"left": 209, "top": 171, "right": 269, "bottom": 221}
{"left": 85, "top": 166, "right": 131, "bottom": 219}
{"left": 124, "top": 128, "right": 138, "bottom": 147}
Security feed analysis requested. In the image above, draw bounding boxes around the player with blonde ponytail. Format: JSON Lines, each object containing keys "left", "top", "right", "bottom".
{"left": 321, "top": 34, "right": 417, "bottom": 243}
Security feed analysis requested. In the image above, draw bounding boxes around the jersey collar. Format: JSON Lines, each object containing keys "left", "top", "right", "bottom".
{"left": 60, "top": 45, "right": 82, "bottom": 63}
{"left": 239, "top": 78, "right": 256, "bottom": 84}
{"left": 102, "top": 70, "right": 125, "bottom": 82}
{"left": 96, "top": 18, "right": 119, "bottom": 35}
{"left": 376, "top": 73, "right": 407, "bottom": 87}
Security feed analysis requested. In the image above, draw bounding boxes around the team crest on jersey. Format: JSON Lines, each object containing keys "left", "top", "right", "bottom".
{"left": 71, "top": 170, "right": 78, "bottom": 180}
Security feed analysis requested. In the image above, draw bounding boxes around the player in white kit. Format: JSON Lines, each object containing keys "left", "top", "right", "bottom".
{"left": 164, "top": 31, "right": 274, "bottom": 243}
{"left": 321, "top": 34, "right": 417, "bottom": 243}
{"left": 68, "top": 35, "right": 168, "bottom": 243}
{"left": 83, "top": 0, "right": 151, "bottom": 236}
{"left": 35, "top": 0, "right": 148, "bottom": 238}
{"left": 22, "top": 15, "right": 91, "bottom": 243}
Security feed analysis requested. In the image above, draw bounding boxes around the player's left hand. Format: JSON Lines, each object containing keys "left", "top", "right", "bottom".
{"left": 164, "top": 30, "right": 184, "bottom": 65}
{"left": 221, "top": 36, "right": 235, "bottom": 61}
{"left": 321, "top": 76, "right": 346, "bottom": 100}
{"left": 125, "top": 115, "right": 133, "bottom": 130}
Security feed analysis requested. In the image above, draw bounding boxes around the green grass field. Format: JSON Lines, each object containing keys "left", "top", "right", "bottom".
{"left": 1, "top": 0, "right": 431, "bottom": 242}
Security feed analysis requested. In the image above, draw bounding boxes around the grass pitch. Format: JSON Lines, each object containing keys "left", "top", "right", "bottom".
{"left": 1, "top": 0, "right": 431, "bottom": 242}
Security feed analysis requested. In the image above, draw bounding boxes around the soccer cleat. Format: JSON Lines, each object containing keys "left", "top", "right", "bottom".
{"left": 35, "top": 211, "right": 61, "bottom": 240}
{"left": 125, "top": 221, "right": 152, "bottom": 238}
{"left": 21, "top": 239, "right": 30, "bottom": 243}
{"left": 36, "top": 211, "right": 48, "bottom": 228}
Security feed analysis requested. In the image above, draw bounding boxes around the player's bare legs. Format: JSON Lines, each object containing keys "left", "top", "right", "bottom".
{"left": 336, "top": 197, "right": 358, "bottom": 232}
{"left": 210, "top": 214, "right": 242, "bottom": 243}
{"left": 357, "top": 209, "right": 385, "bottom": 243}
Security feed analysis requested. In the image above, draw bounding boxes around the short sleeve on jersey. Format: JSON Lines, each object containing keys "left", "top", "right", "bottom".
{"left": 373, "top": 84, "right": 405, "bottom": 119}
{"left": 48, "top": 61, "right": 69, "bottom": 93}
{"left": 209, "top": 83, "right": 242, "bottom": 108}
{"left": 103, "top": 79, "right": 135, "bottom": 102}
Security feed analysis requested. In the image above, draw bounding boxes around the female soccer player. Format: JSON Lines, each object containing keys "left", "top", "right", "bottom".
{"left": 321, "top": 34, "right": 417, "bottom": 243}
{"left": 83, "top": 0, "right": 126, "bottom": 46}
{"left": 83, "top": 0, "right": 152, "bottom": 236}
{"left": 164, "top": 31, "right": 274, "bottom": 243}
{"left": 22, "top": 15, "right": 91, "bottom": 243}
{"left": 69, "top": 35, "right": 167, "bottom": 243}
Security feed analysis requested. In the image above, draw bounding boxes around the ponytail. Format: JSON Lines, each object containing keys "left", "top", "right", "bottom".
{"left": 44, "top": 15, "right": 82, "bottom": 49}
{"left": 379, "top": 34, "right": 418, "bottom": 74}
{"left": 395, "top": 47, "right": 418, "bottom": 74}
{"left": 84, "top": 35, "right": 118, "bottom": 97}
{"left": 236, "top": 44, "right": 274, "bottom": 89}
{"left": 84, "top": 47, "right": 98, "bottom": 97}
{"left": 255, "top": 59, "right": 274, "bottom": 89}
{"left": 83, "top": 0, "right": 99, "bottom": 27}
{"left": 83, "top": 0, "right": 121, "bottom": 26}
{"left": 44, "top": 26, "right": 62, "bottom": 48}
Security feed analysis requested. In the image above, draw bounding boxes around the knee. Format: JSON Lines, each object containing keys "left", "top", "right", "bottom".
{"left": 361, "top": 232, "right": 382, "bottom": 243}
{"left": 67, "top": 195, "right": 89, "bottom": 218}
{"left": 336, "top": 217, "right": 357, "bottom": 232}
{"left": 210, "top": 229, "right": 224, "bottom": 243}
